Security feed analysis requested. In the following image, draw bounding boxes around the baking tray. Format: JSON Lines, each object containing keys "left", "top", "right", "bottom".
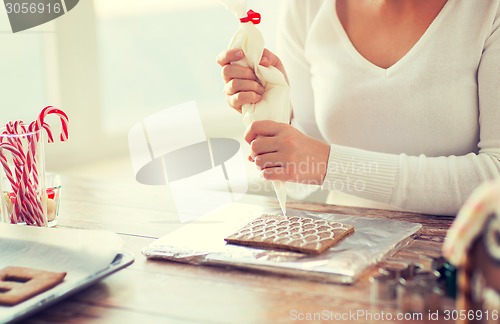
{"left": 0, "top": 251, "right": 134, "bottom": 323}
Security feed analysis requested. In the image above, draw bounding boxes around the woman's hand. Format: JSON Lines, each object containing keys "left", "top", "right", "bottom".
{"left": 244, "top": 120, "right": 330, "bottom": 185}
{"left": 217, "top": 48, "right": 287, "bottom": 113}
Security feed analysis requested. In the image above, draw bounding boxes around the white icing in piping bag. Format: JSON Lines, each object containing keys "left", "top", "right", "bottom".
{"left": 219, "top": 1, "right": 292, "bottom": 216}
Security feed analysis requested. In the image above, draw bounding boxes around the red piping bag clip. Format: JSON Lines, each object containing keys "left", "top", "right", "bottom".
{"left": 240, "top": 10, "right": 261, "bottom": 24}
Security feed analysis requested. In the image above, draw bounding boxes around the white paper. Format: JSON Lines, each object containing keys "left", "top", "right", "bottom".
{"left": 220, "top": 0, "right": 292, "bottom": 215}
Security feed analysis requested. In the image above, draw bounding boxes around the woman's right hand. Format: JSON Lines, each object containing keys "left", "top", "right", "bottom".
{"left": 217, "top": 48, "right": 287, "bottom": 114}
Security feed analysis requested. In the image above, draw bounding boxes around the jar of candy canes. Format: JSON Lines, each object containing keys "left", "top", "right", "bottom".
{"left": 0, "top": 107, "right": 68, "bottom": 227}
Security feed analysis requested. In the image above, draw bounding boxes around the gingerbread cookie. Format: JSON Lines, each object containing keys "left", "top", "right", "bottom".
{"left": 0, "top": 266, "right": 66, "bottom": 306}
{"left": 225, "top": 214, "right": 354, "bottom": 254}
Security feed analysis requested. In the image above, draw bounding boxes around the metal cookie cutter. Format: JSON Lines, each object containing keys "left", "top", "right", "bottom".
{"left": 371, "top": 259, "right": 435, "bottom": 308}
{"left": 378, "top": 260, "right": 424, "bottom": 280}
{"left": 377, "top": 260, "right": 410, "bottom": 280}
{"left": 396, "top": 265, "right": 444, "bottom": 313}
{"left": 369, "top": 269, "right": 398, "bottom": 303}
{"left": 370, "top": 259, "right": 415, "bottom": 303}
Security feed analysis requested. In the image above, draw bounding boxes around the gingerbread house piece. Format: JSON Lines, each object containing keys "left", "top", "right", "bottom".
{"left": 443, "top": 180, "right": 500, "bottom": 324}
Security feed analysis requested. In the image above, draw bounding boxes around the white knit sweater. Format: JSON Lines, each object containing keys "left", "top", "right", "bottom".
{"left": 277, "top": 0, "right": 500, "bottom": 215}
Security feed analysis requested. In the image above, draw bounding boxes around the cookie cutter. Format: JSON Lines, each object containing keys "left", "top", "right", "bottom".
{"left": 369, "top": 259, "right": 422, "bottom": 303}
{"left": 397, "top": 272, "right": 444, "bottom": 313}
{"left": 369, "top": 269, "right": 398, "bottom": 303}
{"left": 377, "top": 260, "right": 423, "bottom": 280}
{"left": 372, "top": 259, "right": 441, "bottom": 310}
{"left": 377, "top": 260, "right": 409, "bottom": 280}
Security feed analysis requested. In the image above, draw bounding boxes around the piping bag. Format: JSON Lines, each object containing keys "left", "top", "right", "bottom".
{"left": 219, "top": 1, "right": 292, "bottom": 216}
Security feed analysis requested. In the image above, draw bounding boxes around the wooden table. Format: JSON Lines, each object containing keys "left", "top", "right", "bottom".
{"left": 26, "top": 176, "right": 456, "bottom": 323}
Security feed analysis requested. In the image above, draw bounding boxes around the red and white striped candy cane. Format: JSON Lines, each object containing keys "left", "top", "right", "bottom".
{"left": 28, "top": 121, "right": 54, "bottom": 143}
{"left": 22, "top": 134, "right": 46, "bottom": 226}
{"left": 25, "top": 110, "right": 60, "bottom": 211}
{"left": 20, "top": 167, "right": 45, "bottom": 226}
{"left": 35, "top": 106, "right": 69, "bottom": 142}
{"left": 26, "top": 108, "right": 66, "bottom": 217}
{"left": 0, "top": 151, "right": 19, "bottom": 223}
{"left": 0, "top": 143, "right": 21, "bottom": 191}
{"left": 41, "top": 122, "right": 54, "bottom": 143}
{"left": 4, "top": 122, "right": 26, "bottom": 181}
{"left": 24, "top": 124, "right": 48, "bottom": 223}
{"left": 0, "top": 142, "right": 25, "bottom": 224}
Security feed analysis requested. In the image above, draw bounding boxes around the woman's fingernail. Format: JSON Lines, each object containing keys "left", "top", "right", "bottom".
{"left": 235, "top": 51, "right": 243, "bottom": 58}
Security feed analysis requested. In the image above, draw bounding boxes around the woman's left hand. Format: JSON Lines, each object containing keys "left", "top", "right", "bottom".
{"left": 244, "top": 120, "right": 330, "bottom": 185}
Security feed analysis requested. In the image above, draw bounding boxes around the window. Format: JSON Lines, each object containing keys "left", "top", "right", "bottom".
{"left": 94, "top": 0, "right": 282, "bottom": 135}
{"left": 0, "top": 0, "right": 283, "bottom": 173}
{"left": 0, "top": 12, "right": 57, "bottom": 126}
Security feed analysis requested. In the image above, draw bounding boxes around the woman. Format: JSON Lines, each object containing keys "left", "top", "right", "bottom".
{"left": 217, "top": 0, "right": 500, "bottom": 215}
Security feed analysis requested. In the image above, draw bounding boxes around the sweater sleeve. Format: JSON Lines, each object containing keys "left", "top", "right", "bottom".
{"left": 323, "top": 5, "right": 500, "bottom": 215}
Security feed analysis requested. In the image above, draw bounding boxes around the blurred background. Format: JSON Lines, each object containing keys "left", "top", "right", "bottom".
{"left": 0, "top": 0, "right": 284, "bottom": 183}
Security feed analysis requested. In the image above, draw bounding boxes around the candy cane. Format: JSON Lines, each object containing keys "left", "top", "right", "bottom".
{"left": 0, "top": 153, "right": 19, "bottom": 224}
{"left": 25, "top": 122, "right": 53, "bottom": 206}
{"left": 0, "top": 143, "right": 25, "bottom": 168}
{"left": 0, "top": 131, "right": 25, "bottom": 183}
{"left": 21, "top": 135, "right": 46, "bottom": 226}
{"left": 0, "top": 143, "right": 25, "bottom": 223}
{"left": 16, "top": 182, "right": 29, "bottom": 224}
{"left": 21, "top": 168, "right": 45, "bottom": 226}
{"left": 26, "top": 111, "right": 61, "bottom": 204}
{"left": 28, "top": 121, "right": 54, "bottom": 143}
{"left": 25, "top": 125, "right": 47, "bottom": 223}
{"left": 4, "top": 122, "right": 26, "bottom": 181}
{"left": 0, "top": 146, "right": 19, "bottom": 191}
{"left": 25, "top": 126, "right": 41, "bottom": 173}
{"left": 13, "top": 120, "right": 27, "bottom": 134}
{"left": 28, "top": 108, "right": 65, "bottom": 211}
{"left": 41, "top": 122, "right": 54, "bottom": 143}
{"left": 35, "top": 106, "right": 69, "bottom": 142}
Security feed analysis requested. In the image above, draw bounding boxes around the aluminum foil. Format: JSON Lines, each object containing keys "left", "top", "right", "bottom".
{"left": 143, "top": 203, "right": 422, "bottom": 284}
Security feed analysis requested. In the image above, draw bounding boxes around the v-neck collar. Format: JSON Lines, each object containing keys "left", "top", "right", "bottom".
{"left": 329, "top": 0, "right": 451, "bottom": 77}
